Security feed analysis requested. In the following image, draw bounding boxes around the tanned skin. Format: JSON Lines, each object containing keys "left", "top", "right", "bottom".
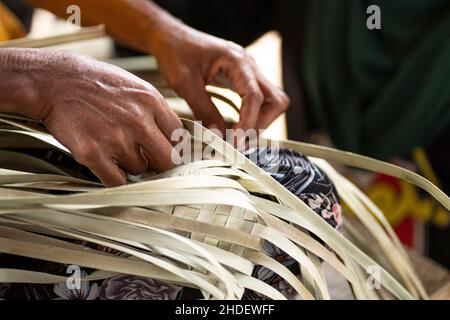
{"left": 0, "top": 0, "right": 289, "bottom": 186}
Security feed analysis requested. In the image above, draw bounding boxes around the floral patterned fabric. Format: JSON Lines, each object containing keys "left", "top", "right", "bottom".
{"left": 246, "top": 148, "right": 342, "bottom": 230}
{"left": 0, "top": 148, "right": 342, "bottom": 300}
{"left": 242, "top": 147, "right": 342, "bottom": 299}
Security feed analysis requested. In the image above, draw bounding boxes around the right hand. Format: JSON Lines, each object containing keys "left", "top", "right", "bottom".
{"left": 34, "top": 51, "right": 182, "bottom": 186}
{"left": 150, "top": 22, "right": 290, "bottom": 134}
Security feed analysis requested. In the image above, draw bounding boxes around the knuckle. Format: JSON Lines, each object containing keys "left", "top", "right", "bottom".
{"left": 277, "top": 93, "right": 291, "bottom": 111}
{"left": 226, "top": 40, "right": 244, "bottom": 51}
{"left": 247, "top": 90, "right": 264, "bottom": 105}
{"left": 266, "top": 89, "right": 290, "bottom": 112}
{"left": 136, "top": 87, "right": 160, "bottom": 106}
{"left": 129, "top": 98, "right": 159, "bottom": 120}
{"left": 226, "top": 48, "right": 245, "bottom": 63}
{"left": 168, "top": 117, "right": 185, "bottom": 134}
{"left": 225, "top": 41, "right": 245, "bottom": 54}
{"left": 104, "top": 130, "right": 129, "bottom": 154}
{"left": 134, "top": 118, "right": 154, "bottom": 136}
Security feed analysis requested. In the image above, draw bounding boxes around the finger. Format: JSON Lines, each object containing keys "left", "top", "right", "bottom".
{"left": 71, "top": 140, "right": 127, "bottom": 187}
{"left": 223, "top": 59, "right": 264, "bottom": 130}
{"left": 116, "top": 143, "right": 149, "bottom": 176}
{"left": 87, "top": 155, "right": 127, "bottom": 187}
{"left": 175, "top": 73, "right": 226, "bottom": 134}
{"left": 137, "top": 120, "right": 180, "bottom": 172}
{"left": 255, "top": 79, "right": 290, "bottom": 130}
{"left": 152, "top": 96, "right": 184, "bottom": 143}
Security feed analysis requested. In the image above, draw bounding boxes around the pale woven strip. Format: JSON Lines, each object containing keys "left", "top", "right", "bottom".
{"left": 1, "top": 114, "right": 447, "bottom": 299}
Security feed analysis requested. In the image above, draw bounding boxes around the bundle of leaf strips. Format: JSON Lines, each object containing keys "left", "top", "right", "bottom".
{"left": 0, "top": 113, "right": 449, "bottom": 300}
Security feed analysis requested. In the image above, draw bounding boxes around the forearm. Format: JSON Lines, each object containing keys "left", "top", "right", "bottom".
{"left": 0, "top": 48, "right": 44, "bottom": 118}
{"left": 27, "top": 0, "right": 183, "bottom": 54}
{"left": 0, "top": 48, "right": 80, "bottom": 120}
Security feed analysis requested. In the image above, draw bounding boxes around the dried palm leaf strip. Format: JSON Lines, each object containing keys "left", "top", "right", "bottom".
{"left": 0, "top": 25, "right": 105, "bottom": 49}
{"left": 188, "top": 120, "right": 417, "bottom": 299}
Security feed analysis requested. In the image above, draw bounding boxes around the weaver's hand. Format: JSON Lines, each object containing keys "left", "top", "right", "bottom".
{"left": 150, "top": 22, "right": 290, "bottom": 134}
{"left": 43, "top": 51, "right": 183, "bottom": 186}
{"left": 1, "top": 49, "right": 182, "bottom": 187}
{"left": 26, "top": 0, "right": 289, "bottom": 134}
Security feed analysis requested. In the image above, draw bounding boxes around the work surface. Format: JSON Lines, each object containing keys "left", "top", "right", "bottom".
{"left": 409, "top": 250, "right": 450, "bottom": 299}
{"left": 322, "top": 247, "right": 450, "bottom": 300}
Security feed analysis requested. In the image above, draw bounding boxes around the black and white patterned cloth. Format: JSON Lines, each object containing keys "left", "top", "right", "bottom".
{"left": 242, "top": 147, "right": 343, "bottom": 299}
{"left": 246, "top": 147, "right": 342, "bottom": 230}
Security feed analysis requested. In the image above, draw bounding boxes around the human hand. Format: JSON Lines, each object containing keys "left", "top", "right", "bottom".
{"left": 35, "top": 50, "right": 182, "bottom": 186}
{"left": 150, "top": 22, "right": 290, "bottom": 134}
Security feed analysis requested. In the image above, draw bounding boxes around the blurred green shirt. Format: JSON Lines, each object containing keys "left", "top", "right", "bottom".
{"left": 302, "top": 0, "right": 450, "bottom": 159}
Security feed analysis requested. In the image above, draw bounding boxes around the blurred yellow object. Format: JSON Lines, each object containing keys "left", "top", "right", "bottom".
{"left": 0, "top": 2, "right": 26, "bottom": 42}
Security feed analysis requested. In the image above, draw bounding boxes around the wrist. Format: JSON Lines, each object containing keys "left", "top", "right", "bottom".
{"left": 0, "top": 48, "right": 49, "bottom": 119}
